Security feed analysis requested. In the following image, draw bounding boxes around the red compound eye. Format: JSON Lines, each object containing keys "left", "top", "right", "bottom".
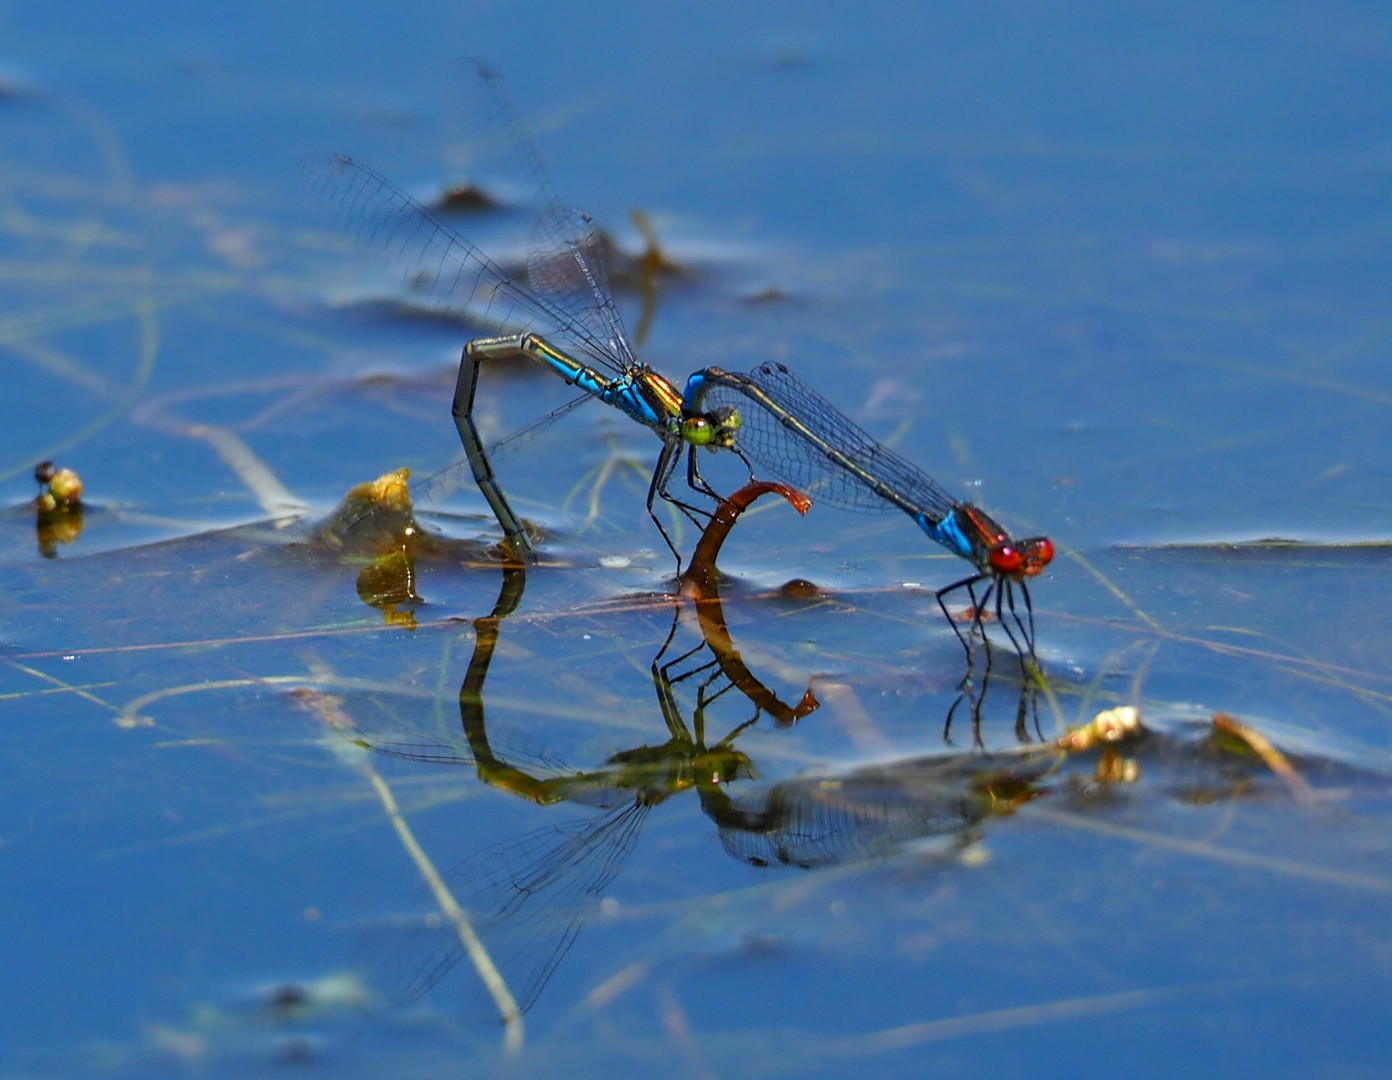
{"left": 1015, "top": 537, "right": 1055, "bottom": 576}
{"left": 989, "top": 545, "right": 1023, "bottom": 574}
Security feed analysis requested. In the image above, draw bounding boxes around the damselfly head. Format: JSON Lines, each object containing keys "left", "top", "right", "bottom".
{"left": 683, "top": 405, "right": 741, "bottom": 449}
{"left": 710, "top": 405, "right": 741, "bottom": 445}
{"left": 959, "top": 504, "right": 1052, "bottom": 580}
{"left": 692, "top": 747, "right": 757, "bottom": 786}
{"left": 681, "top": 415, "right": 715, "bottom": 446}
{"left": 988, "top": 536, "right": 1053, "bottom": 579}
{"left": 1023, "top": 537, "right": 1055, "bottom": 574}
{"left": 987, "top": 544, "right": 1023, "bottom": 575}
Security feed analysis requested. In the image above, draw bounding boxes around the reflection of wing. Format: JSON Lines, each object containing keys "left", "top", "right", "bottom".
{"left": 342, "top": 727, "right": 472, "bottom": 767}
{"left": 321, "top": 690, "right": 569, "bottom": 778}
{"left": 709, "top": 754, "right": 1054, "bottom": 869}
{"left": 405, "top": 801, "right": 651, "bottom": 1012}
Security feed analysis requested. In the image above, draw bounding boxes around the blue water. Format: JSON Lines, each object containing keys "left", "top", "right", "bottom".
{"left": 3, "top": 2, "right": 1392, "bottom": 1077}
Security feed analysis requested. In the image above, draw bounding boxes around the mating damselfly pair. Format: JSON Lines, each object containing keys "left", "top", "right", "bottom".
{"left": 301, "top": 64, "right": 1053, "bottom": 659}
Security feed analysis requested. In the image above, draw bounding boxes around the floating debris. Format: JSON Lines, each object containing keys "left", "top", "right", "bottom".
{"left": 435, "top": 178, "right": 501, "bottom": 211}
{"left": 1057, "top": 706, "right": 1143, "bottom": 752}
{"left": 33, "top": 460, "right": 84, "bottom": 513}
{"left": 1211, "top": 711, "right": 1316, "bottom": 804}
{"left": 32, "top": 460, "right": 86, "bottom": 556}
{"left": 314, "top": 467, "right": 416, "bottom": 551}
{"left": 311, "top": 468, "right": 424, "bottom": 625}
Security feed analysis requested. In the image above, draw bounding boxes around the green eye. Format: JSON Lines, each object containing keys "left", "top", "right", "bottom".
{"left": 683, "top": 417, "right": 715, "bottom": 446}
{"left": 683, "top": 407, "right": 742, "bottom": 448}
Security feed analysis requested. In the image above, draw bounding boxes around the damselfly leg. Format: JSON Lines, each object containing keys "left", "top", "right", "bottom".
{"left": 936, "top": 571, "right": 1040, "bottom": 667}
{"left": 453, "top": 339, "right": 533, "bottom": 558}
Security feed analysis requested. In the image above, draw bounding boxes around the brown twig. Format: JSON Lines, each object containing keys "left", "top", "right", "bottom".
{"left": 679, "top": 480, "right": 812, "bottom": 599}
{"left": 1211, "top": 711, "right": 1317, "bottom": 804}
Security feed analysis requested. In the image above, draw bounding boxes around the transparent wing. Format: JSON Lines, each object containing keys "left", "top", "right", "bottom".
{"left": 321, "top": 688, "right": 570, "bottom": 777}
{"left": 527, "top": 204, "right": 637, "bottom": 372}
{"left": 300, "top": 152, "right": 631, "bottom": 376}
{"left": 460, "top": 60, "right": 637, "bottom": 372}
{"left": 388, "top": 389, "right": 600, "bottom": 515}
{"left": 698, "top": 361, "right": 961, "bottom": 521}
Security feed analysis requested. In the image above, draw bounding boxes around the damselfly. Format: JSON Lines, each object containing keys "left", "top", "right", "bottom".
{"left": 680, "top": 361, "right": 1054, "bottom": 658}
{"left": 300, "top": 68, "right": 738, "bottom": 565}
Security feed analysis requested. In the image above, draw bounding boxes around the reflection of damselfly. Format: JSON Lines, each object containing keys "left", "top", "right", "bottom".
{"left": 335, "top": 561, "right": 817, "bottom": 1015}
{"left": 680, "top": 361, "right": 1055, "bottom": 659}
{"left": 708, "top": 748, "right": 1055, "bottom": 870}
{"left": 335, "top": 557, "right": 1060, "bottom": 1016}
{"left": 300, "top": 68, "right": 740, "bottom": 566}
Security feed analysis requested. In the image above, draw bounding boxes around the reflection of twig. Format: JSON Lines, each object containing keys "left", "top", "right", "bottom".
{"left": 688, "top": 591, "right": 820, "bottom": 728}
{"left": 361, "top": 767, "right": 525, "bottom": 1052}
{"left": 302, "top": 667, "right": 525, "bottom": 1052}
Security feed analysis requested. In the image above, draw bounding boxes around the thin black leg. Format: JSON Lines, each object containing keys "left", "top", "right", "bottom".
{"left": 996, "top": 581, "right": 1027, "bottom": 658}
{"left": 685, "top": 441, "right": 754, "bottom": 505}
{"left": 936, "top": 572, "right": 988, "bottom": 666}
{"left": 645, "top": 438, "right": 688, "bottom": 572}
{"left": 648, "top": 441, "right": 718, "bottom": 529}
{"left": 1020, "top": 581, "right": 1038, "bottom": 658}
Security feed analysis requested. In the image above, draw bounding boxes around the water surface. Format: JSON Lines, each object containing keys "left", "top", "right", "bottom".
{"left": 3, "top": 3, "right": 1392, "bottom": 1076}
